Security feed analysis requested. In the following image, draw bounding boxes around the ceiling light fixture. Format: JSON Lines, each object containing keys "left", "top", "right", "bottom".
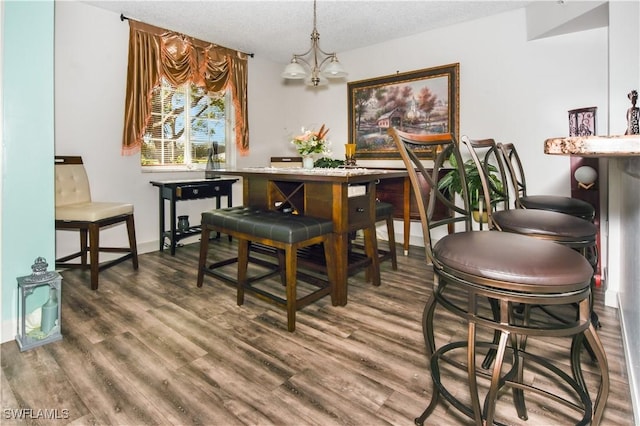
{"left": 281, "top": 0, "right": 347, "bottom": 87}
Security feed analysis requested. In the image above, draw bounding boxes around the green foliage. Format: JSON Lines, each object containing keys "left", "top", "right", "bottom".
{"left": 438, "top": 154, "right": 503, "bottom": 209}
{"left": 313, "top": 157, "right": 345, "bottom": 168}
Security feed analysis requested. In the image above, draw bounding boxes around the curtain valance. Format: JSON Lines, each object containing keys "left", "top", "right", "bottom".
{"left": 122, "top": 20, "right": 248, "bottom": 155}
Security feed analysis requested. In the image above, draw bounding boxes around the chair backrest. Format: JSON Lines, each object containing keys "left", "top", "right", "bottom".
{"left": 460, "top": 136, "right": 511, "bottom": 228}
{"left": 270, "top": 156, "right": 303, "bottom": 168}
{"left": 497, "top": 142, "right": 528, "bottom": 208}
{"left": 388, "top": 128, "right": 471, "bottom": 266}
{"left": 55, "top": 156, "right": 92, "bottom": 207}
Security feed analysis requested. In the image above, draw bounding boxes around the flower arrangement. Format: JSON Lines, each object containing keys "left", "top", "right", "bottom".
{"left": 291, "top": 124, "right": 331, "bottom": 156}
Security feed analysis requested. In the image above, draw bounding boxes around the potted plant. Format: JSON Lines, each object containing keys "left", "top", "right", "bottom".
{"left": 437, "top": 153, "right": 504, "bottom": 222}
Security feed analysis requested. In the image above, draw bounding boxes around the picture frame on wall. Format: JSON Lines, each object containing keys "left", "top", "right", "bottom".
{"left": 347, "top": 63, "right": 459, "bottom": 160}
{"left": 568, "top": 106, "right": 597, "bottom": 136}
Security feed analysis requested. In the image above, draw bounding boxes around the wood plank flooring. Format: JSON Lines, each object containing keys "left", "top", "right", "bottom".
{"left": 1, "top": 238, "right": 634, "bottom": 425}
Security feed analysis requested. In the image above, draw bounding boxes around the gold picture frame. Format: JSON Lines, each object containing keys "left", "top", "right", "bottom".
{"left": 348, "top": 63, "right": 459, "bottom": 159}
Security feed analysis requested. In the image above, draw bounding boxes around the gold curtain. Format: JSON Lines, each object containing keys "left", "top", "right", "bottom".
{"left": 122, "top": 20, "right": 248, "bottom": 155}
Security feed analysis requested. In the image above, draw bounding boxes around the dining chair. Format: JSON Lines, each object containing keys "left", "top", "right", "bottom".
{"left": 497, "top": 142, "right": 595, "bottom": 221}
{"left": 349, "top": 199, "right": 398, "bottom": 279}
{"left": 55, "top": 156, "right": 138, "bottom": 290}
{"left": 373, "top": 201, "right": 398, "bottom": 270}
{"left": 388, "top": 128, "right": 609, "bottom": 425}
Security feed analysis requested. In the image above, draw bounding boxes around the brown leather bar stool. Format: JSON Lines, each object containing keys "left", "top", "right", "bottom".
{"left": 498, "top": 141, "right": 599, "bottom": 282}
{"left": 463, "top": 137, "right": 601, "bottom": 330}
{"left": 464, "top": 137, "right": 597, "bottom": 265}
{"left": 389, "top": 128, "right": 609, "bottom": 425}
{"left": 497, "top": 142, "right": 595, "bottom": 221}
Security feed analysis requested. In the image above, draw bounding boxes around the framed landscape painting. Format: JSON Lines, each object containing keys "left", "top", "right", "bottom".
{"left": 348, "top": 63, "right": 459, "bottom": 159}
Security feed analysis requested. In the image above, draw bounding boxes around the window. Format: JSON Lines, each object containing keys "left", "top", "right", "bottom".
{"left": 141, "top": 78, "right": 231, "bottom": 169}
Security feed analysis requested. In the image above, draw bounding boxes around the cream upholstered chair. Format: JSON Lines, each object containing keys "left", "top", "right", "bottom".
{"left": 55, "top": 156, "right": 138, "bottom": 290}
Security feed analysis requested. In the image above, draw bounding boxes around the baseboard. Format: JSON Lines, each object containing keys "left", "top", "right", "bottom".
{"left": 1, "top": 318, "right": 17, "bottom": 345}
{"left": 618, "top": 293, "right": 640, "bottom": 425}
{"left": 138, "top": 240, "right": 159, "bottom": 255}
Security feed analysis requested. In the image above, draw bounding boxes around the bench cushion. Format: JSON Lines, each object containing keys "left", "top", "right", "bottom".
{"left": 201, "top": 207, "right": 333, "bottom": 244}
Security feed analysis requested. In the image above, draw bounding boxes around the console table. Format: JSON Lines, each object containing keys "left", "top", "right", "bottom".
{"left": 150, "top": 178, "right": 238, "bottom": 255}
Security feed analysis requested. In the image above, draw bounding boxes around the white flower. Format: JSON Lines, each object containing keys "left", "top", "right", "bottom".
{"left": 291, "top": 124, "right": 330, "bottom": 156}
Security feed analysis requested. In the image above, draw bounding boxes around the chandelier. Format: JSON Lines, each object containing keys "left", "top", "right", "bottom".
{"left": 281, "top": 0, "right": 347, "bottom": 87}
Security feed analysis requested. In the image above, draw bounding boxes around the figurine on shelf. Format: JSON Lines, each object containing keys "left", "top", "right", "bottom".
{"left": 626, "top": 89, "right": 639, "bottom": 135}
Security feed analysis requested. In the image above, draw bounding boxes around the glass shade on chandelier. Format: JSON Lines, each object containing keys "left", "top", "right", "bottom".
{"left": 282, "top": 60, "right": 307, "bottom": 79}
{"left": 281, "top": 0, "right": 347, "bottom": 87}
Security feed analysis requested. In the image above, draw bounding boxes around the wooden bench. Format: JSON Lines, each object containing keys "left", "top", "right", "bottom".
{"left": 197, "top": 206, "right": 336, "bottom": 331}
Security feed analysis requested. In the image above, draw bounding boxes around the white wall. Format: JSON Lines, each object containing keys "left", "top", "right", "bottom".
{"left": 279, "top": 7, "right": 609, "bottom": 247}
{"left": 608, "top": 1, "right": 640, "bottom": 421}
{"left": 50, "top": 2, "right": 638, "bottom": 419}
{"left": 55, "top": 3, "right": 608, "bottom": 254}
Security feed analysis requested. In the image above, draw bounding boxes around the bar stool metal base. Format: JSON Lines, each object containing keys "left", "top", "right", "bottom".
{"left": 414, "top": 275, "right": 609, "bottom": 426}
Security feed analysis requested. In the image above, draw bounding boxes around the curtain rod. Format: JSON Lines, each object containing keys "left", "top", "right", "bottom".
{"left": 120, "top": 13, "right": 254, "bottom": 58}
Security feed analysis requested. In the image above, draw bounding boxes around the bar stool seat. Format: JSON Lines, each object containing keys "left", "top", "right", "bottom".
{"left": 518, "top": 194, "right": 595, "bottom": 220}
{"left": 498, "top": 143, "right": 595, "bottom": 221}
{"left": 493, "top": 208, "right": 597, "bottom": 243}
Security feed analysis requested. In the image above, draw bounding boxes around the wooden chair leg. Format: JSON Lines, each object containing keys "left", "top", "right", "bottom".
{"left": 363, "top": 226, "right": 381, "bottom": 286}
{"left": 89, "top": 223, "right": 100, "bottom": 290}
{"left": 386, "top": 216, "right": 398, "bottom": 270}
{"left": 277, "top": 248, "right": 286, "bottom": 286}
{"left": 126, "top": 214, "right": 139, "bottom": 269}
{"left": 323, "top": 235, "right": 338, "bottom": 306}
{"left": 80, "top": 228, "right": 89, "bottom": 265}
{"left": 285, "top": 245, "right": 297, "bottom": 332}
{"left": 237, "top": 239, "right": 250, "bottom": 306}
{"left": 197, "top": 226, "right": 212, "bottom": 288}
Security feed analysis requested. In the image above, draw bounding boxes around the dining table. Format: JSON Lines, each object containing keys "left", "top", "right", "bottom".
{"left": 217, "top": 166, "right": 409, "bottom": 306}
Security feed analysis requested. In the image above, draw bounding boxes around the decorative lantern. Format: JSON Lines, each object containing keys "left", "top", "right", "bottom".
{"left": 16, "top": 257, "right": 62, "bottom": 351}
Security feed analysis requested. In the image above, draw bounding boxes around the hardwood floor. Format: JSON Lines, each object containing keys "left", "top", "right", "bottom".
{"left": 1, "top": 238, "right": 634, "bottom": 425}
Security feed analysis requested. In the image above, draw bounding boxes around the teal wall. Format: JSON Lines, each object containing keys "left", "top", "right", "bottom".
{"left": 1, "top": 0, "right": 55, "bottom": 337}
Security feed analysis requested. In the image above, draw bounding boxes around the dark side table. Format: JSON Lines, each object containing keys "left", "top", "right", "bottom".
{"left": 150, "top": 178, "right": 238, "bottom": 255}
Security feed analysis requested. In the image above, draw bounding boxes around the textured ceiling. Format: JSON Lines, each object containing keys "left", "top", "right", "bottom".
{"left": 84, "top": 1, "right": 531, "bottom": 63}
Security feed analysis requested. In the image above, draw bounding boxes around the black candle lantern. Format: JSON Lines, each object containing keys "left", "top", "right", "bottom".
{"left": 16, "top": 257, "right": 62, "bottom": 351}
